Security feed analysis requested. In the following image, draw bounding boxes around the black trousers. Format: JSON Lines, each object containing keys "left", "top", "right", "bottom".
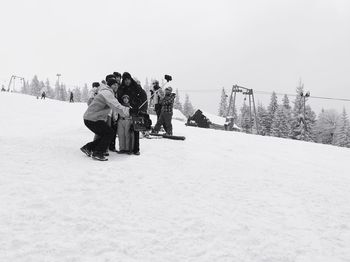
{"left": 84, "top": 119, "right": 114, "bottom": 153}
{"left": 133, "top": 131, "right": 140, "bottom": 153}
{"left": 154, "top": 112, "right": 173, "bottom": 135}
{"left": 155, "top": 104, "right": 162, "bottom": 120}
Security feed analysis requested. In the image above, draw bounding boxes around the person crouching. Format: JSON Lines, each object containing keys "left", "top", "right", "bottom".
{"left": 80, "top": 78, "right": 130, "bottom": 161}
{"left": 117, "top": 95, "right": 134, "bottom": 154}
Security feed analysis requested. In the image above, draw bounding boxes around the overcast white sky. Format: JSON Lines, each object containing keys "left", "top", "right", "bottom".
{"left": 0, "top": 0, "right": 349, "bottom": 114}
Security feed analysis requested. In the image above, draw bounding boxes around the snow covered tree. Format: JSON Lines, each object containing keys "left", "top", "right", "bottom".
{"left": 174, "top": 88, "right": 183, "bottom": 111}
{"left": 282, "top": 94, "right": 291, "bottom": 110}
{"left": 73, "top": 87, "right": 82, "bottom": 102}
{"left": 239, "top": 101, "right": 253, "bottom": 133}
{"left": 143, "top": 78, "right": 151, "bottom": 100}
{"left": 314, "top": 109, "right": 339, "bottom": 144}
{"left": 81, "top": 84, "right": 89, "bottom": 102}
{"left": 57, "top": 84, "right": 68, "bottom": 101}
{"left": 290, "top": 81, "right": 316, "bottom": 141}
{"left": 266, "top": 91, "right": 278, "bottom": 135}
{"left": 54, "top": 80, "right": 60, "bottom": 100}
{"left": 29, "top": 75, "right": 41, "bottom": 97}
{"left": 281, "top": 94, "right": 292, "bottom": 136}
{"left": 45, "top": 79, "right": 54, "bottom": 99}
{"left": 218, "top": 87, "right": 228, "bottom": 117}
{"left": 332, "top": 108, "right": 350, "bottom": 147}
{"left": 20, "top": 81, "right": 29, "bottom": 94}
{"left": 257, "top": 103, "right": 269, "bottom": 136}
{"left": 271, "top": 106, "right": 289, "bottom": 138}
{"left": 182, "top": 94, "right": 194, "bottom": 117}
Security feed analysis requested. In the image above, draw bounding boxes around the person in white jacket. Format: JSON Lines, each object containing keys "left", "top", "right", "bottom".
{"left": 80, "top": 78, "right": 130, "bottom": 161}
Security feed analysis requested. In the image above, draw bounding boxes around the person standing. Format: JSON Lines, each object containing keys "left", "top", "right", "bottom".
{"left": 41, "top": 91, "right": 46, "bottom": 99}
{"left": 152, "top": 86, "right": 175, "bottom": 136}
{"left": 81, "top": 78, "right": 130, "bottom": 161}
{"left": 69, "top": 91, "right": 74, "bottom": 102}
{"left": 117, "top": 95, "right": 134, "bottom": 153}
{"left": 117, "top": 72, "right": 147, "bottom": 155}
{"left": 150, "top": 80, "right": 164, "bottom": 120}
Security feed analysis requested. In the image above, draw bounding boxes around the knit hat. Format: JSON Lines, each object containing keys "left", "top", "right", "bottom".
{"left": 107, "top": 78, "right": 117, "bottom": 87}
{"left": 105, "top": 74, "right": 116, "bottom": 81}
{"left": 113, "top": 72, "right": 121, "bottom": 78}
{"left": 122, "top": 94, "right": 130, "bottom": 100}
{"left": 165, "top": 86, "right": 173, "bottom": 92}
{"left": 122, "top": 72, "right": 132, "bottom": 80}
{"left": 92, "top": 82, "right": 100, "bottom": 88}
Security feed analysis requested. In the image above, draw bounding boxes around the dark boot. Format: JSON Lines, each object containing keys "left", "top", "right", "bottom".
{"left": 80, "top": 146, "right": 91, "bottom": 157}
{"left": 92, "top": 151, "right": 108, "bottom": 161}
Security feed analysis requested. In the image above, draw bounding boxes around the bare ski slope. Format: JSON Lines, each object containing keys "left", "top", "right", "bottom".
{"left": 0, "top": 92, "right": 350, "bottom": 262}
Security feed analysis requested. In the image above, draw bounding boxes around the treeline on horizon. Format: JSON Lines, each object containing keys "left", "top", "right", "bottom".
{"left": 218, "top": 82, "right": 350, "bottom": 148}
{"left": 4, "top": 75, "right": 197, "bottom": 120}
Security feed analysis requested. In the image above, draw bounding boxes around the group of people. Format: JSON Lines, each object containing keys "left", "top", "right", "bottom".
{"left": 80, "top": 71, "right": 175, "bottom": 161}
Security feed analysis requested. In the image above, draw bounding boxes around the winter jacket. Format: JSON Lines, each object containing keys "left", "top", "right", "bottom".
{"left": 87, "top": 86, "right": 100, "bottom": 106}
{"left": 160, "top": 93, "right": 175, "bottom": 114}
{"left": 84, "top": 86, "right": 129, "bottom": 122}
{"left": 117, "top": 80, "right": 148, "bottom": 113}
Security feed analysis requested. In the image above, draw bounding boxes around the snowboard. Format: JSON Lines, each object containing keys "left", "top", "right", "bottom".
{"left": 148, "top": 133, "right": 186, "bottom": 140}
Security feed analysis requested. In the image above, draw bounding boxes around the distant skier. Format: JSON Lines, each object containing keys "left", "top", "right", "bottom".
{"left": 80, "top": 78, "right": 130, "bottom": 161}
{"left": 152, "top": 86, "right": 175, "bottom": 136}
{"left": 69, "top": 92, "right": 74, "bottom": 102}
{"left": 150, "top": 80, "right": 164, "bottom": 120}
{"left": 40, "top": 91, "right": 46, "bottom": 99}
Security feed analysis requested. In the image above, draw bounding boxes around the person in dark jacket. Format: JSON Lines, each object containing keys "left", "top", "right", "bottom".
{"left": 153, "top": 86, "right": 175, "bottom": 135}
{"left": 41, "top": 91, "right": 46, "bottom": 99}
{"left": 69, "top": 91, "right": 74, "bottom": 102}
{"left": 117, "top": 72, "right": 148, "bottom": 155}
{"left": 81, "top": 78, "right": 130, "bottom": 161}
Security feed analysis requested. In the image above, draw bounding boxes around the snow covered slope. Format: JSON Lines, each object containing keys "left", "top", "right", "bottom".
{"left": 1, "top": 92, "right": 350, "bottom": 262}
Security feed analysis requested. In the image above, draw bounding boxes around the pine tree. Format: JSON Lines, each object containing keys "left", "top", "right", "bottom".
{"left": 81, "top": 84, "right": 89, "bottom": 102}
{"left": 54, "top": 80, "right": 60, "bottom": 100}
{"left": 45, "top": 79, "right": 54, "bottom": 98}
{"left": 58, "top": 84, "right": 68, "bottom": 101}
{"left": 239, "top": 102, "right": 253, "bottom": 133}
{"left": 281, "top": 94, "right": 292, "bottom": 136}
{"left": 73, "top": 87, "right": 82, "bottom": 102}
{"left": 182, "top": 94, "right": 194, "bottom": 117}
{"left": 143, "top": 78, "right": 151, "bottom": 100}
{"left": 333, "top": 108, "right": 350, "bottom": 147}
{"left": 290, "top": 81, "right": 316, "bottom": 141}
{"left": 314, "top": 109, "right": 339, "bottom": 144}
{"left": 218, "top": 87, "right": 228, "bottom": 117}
{"left": 174, "top": 89, "right": 183, "bottom": 111}
{"left": 257, "top": 103, "right": 269, "bottom": 136}
{"left": 30, "top": 75, "right": 41, "bottom": 97}
{"left": 282, "top": 94, "right": 291, "bottom": 110}
{"left": 271, "top": 106, "right": 289, "bottom": 138}
{"left": 266, "top": 91, "right": 278, "bottom": 135}
{"left": 20, "top": 81, "right": 28, "bottom": 94}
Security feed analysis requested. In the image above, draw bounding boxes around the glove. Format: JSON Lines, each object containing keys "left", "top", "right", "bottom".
{"left": 150, "top": 90, "right": 154, "bottom": 96}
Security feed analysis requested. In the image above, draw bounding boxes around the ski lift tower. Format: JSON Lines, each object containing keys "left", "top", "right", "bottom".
{"left": 226, "top": 84, "right": 259, "bottom": 134}
{"left": 7, "top": 75, "right": 25, "bottom": 92}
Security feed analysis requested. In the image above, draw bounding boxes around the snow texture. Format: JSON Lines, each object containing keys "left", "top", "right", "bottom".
{"left": 172, "top": 109, "right": 187, "bottom": 122}
{"left": 202, "top": 111, "right": 226, "bottom": 126}
{"left": 1, "top": 92, "right": 350, "bottom": 262}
